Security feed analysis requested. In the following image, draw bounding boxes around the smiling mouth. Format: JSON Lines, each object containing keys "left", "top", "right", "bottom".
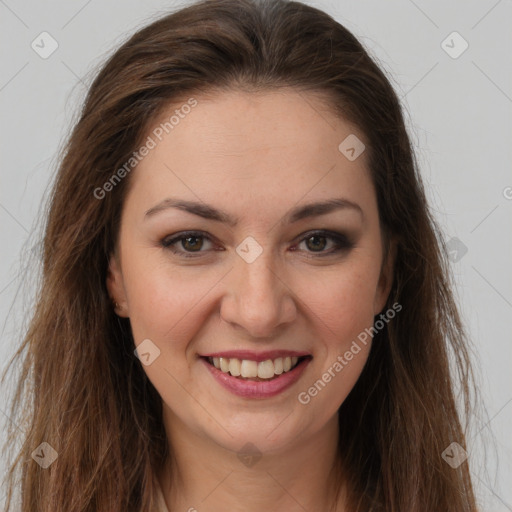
{"left": 203, "top": 355, "right": 311, "bottom": 381}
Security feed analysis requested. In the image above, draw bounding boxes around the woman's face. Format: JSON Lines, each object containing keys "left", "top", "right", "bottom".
{"left": 107, "top": 89, "right": 394, "bottom": 455}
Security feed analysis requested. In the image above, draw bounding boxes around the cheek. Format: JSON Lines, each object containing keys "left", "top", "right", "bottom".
{"left": 310, "top": 258, "right": 381, "bottom": 341}
{"left": 121, "top": 256, "right": 216, "bottom": 408}
{"left": 300, "top": 259, "right": 380, "bottom": 398}
{"left": 124, "top": 258, "right": 214, "bottom": 347}
{"left": 295, "top": 280, "right": 376, "bottom": 417}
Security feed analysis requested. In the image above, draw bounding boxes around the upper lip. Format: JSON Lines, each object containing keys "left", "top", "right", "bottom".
{"left": 200, "top": 350, "right": 312, "bottom": 362}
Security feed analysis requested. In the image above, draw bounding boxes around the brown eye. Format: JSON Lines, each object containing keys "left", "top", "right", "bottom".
{"left": 181, "top": 235, "right": 204, "bottom": 252}
{"left": 161, "top": 231, "right": 215, "bottom": 258}
{"left": 296, "top": 230, "right": 353, "bottom": 256}
{"left": 304, "top": 234, "right": 328, "bottom": 252}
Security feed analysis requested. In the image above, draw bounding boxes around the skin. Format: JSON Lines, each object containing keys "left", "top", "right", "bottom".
{"left": 107, "top": 88, "right": 395, "bottom": 511}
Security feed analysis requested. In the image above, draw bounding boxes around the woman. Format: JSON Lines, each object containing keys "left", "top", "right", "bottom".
{"left": 2, "top": 0, "right": 479, "bottom": 510}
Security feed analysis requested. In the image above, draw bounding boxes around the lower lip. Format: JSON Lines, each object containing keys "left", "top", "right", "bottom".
{"left": 201, "top": 357, "right": 311, "bottom": 399}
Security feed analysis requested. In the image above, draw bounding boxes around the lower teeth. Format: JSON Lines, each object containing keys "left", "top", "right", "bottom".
{"left": 236, "top": 374, "right": 279, "bottom": 381}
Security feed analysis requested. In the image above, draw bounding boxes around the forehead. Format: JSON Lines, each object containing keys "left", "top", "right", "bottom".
{"left": 124, "top": 89, "right": 375, "bottom": 219}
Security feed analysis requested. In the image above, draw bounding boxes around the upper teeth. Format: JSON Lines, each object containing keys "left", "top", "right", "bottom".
{"left": 210, "top": 356, "right": 300, "bottom": 379}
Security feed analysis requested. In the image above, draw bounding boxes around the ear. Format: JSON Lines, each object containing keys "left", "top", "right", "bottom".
{"left": 106, "top": 252, "right": 129, "bottom": 317}
{"left": 373, "top": 236, "right": 397, "bottom": 316}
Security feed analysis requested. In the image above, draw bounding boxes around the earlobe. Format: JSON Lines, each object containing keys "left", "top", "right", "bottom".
{"left": 374, "top": 237, "right": 397, "bottom": 315}
{"left": 106, "top": 253, "right": 129, "bottom": 317}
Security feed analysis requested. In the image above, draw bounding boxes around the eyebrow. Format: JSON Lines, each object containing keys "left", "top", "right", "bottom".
{"left": 144, "top": 197, "right": 363, "bottom": 226}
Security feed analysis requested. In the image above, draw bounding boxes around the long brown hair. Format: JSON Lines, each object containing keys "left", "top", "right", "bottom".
{"left": 2, "top": 0, "right": 479, "bottom": 510}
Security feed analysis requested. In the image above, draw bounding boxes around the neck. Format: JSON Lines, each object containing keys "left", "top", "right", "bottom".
{"left": 157, "top": 409, "right": 346, "bottom": 512}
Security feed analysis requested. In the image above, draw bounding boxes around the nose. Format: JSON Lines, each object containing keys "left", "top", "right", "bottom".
{"left": 220, "top": 249, "right": 297, "bottom": 339}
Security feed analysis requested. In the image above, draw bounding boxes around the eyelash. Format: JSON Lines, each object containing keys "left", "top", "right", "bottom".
{"left": 160, "top": 230, "right": 354, "bottom": 259}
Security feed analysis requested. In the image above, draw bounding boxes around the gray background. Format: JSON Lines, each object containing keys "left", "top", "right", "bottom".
{"left": 1, "top": 0, "right": 510, "bottom": 509}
